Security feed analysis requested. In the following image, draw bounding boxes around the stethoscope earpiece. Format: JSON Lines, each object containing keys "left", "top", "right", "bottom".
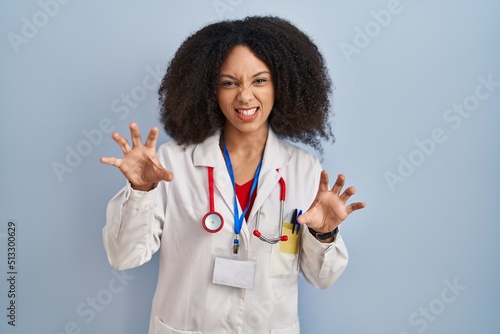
{"left": 253, "top": 229, "right": 288, "bottom": 243}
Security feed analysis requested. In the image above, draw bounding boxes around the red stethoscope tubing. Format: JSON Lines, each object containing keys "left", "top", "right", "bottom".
{"left": 208, "top": 166, "right": 216, "bottom": 212}
{"left": 202, "top": 167, "right": 224, "bottom": 233}
{"left": 278, "top": 176, "right": 286, "bottom": 201}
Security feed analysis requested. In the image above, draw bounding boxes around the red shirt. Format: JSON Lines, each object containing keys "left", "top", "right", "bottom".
{"left": 235, "top": 178, "right": 257, "bottom": 221}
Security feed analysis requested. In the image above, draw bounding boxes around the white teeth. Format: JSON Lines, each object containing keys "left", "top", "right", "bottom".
{"left": 237, "top": 108, "right": 257, "bottom": 116}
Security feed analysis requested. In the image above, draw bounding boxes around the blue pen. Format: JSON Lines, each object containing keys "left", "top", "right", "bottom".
{"left": 296, "top": 210, "right": 302, "bottom": 234}
{"left": 291, "top": 209, "right": 298, "bottom": 234}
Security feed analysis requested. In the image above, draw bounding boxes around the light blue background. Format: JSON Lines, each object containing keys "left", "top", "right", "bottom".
{"left": 1, "top": 0, "right": 499, "bottom": 333}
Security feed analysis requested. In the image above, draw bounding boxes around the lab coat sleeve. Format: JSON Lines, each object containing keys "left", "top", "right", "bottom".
{"left": 102, "top": 182, "right": 164, "bottom": 271}
{"left": 298, "top": 156, "right": 349, "bottom": 289}
{"left": 300, "top": 229, "right": 348, "bottom": 289}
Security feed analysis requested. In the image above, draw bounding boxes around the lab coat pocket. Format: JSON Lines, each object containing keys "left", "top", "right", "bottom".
{"left": 269, "top": 223, "right": 300, "bottom": 278}
{"left": 153, "top": 316, "right": 202, "bottom": 334}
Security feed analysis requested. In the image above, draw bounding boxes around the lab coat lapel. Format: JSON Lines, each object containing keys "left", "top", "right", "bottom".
{"left": 193, "top": 131, "right": 236, "bottom": 215}
{"left": 246, "top": 130, "right": 292, "bottom": 224}
{"left": 212, "top": 162, "right": 237, "bottom": 215}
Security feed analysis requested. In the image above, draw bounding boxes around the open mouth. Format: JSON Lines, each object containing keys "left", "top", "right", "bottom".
{"left": 236, "top": 107, "right": 258, "bottom": 116}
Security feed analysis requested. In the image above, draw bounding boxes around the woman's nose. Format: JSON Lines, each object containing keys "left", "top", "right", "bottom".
{"left": 237, "top": 86, "right": 254, "bottom": 104}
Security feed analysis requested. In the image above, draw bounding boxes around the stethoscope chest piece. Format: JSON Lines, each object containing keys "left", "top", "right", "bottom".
{"left": 202, "top": 211, "right": 224, "bottom": 233}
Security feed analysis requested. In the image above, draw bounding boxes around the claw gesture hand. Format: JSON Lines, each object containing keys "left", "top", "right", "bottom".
{"left": 297, "top": 171, "right": 365, "bottom": 238}
{"left": 100, "top": 123, "right": 173, "bottom": 191}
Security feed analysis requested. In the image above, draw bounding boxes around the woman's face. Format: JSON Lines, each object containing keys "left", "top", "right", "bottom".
{"left": 216, "top": 45, "right": 275, "bottom": 136}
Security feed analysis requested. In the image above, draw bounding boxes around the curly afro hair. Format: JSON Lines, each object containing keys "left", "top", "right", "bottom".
{"left": 158, "top": 16, "right": 334, "bottom": 152}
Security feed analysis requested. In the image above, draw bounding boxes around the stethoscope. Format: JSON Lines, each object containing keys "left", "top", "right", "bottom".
{"left": 201, "top": 136, "right": 288, "bottom": 253}
{"left": 252, "top": 176, "right": 288, "bottom": 244}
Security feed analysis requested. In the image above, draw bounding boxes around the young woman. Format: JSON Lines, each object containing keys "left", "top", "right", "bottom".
{"left": 101, "top": 16, "right": 365, "bottom": 334}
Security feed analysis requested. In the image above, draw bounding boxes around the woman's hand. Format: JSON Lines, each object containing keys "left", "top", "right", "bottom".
{"left": 100, "top": 122, "right": 173, "bottom": 191}
{"left": 297, "top": 170, "right": 365, "bottom": 239}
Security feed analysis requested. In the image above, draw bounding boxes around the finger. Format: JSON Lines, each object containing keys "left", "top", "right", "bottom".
{"left": 144, "top": 127, "right": 159, "bottom": 149}
{"left": 346, "top": 202, "right": 366, "bottom": 214}
{"left": 331, "top": 174, "right": 345, "bottom": 194}
{"left": 146, "top": 157, "right": 174, "bottom": 182}
{"left": 318, "top": 170, "right": 330, "bottom": 192}
{"left": 111, "top": 132, "right": 132, "bottom": 153}
{"left": 129, "top": 122, "right": 143, "bottom": 147}
{"left": 158, "top": 167, "right": 174, "bottom": 182}
{"left": 296, "top": 209, "right": 312, "bottom": 226}
{"left": 100, "top": 157, "right": 122, "bottom": 167}
{"left": 339, "top": 186, "right": 356, "bottom": 203}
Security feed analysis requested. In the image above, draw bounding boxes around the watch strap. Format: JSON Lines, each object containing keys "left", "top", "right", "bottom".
{"left": 308, "top": 226, "right": 339, "bottom": 240}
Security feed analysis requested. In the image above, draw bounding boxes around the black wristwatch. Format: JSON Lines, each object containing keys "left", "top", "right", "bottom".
{"left": 308, "top": 227, "right": 339, "bottom": 241}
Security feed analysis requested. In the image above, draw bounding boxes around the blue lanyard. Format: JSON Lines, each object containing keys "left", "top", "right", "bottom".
{"left": 222, "top": 135, "right": 263, "bottom": 239}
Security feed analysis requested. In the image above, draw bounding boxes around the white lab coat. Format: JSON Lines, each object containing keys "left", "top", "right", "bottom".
{"left": 103, "top": 129, "right": 348, "bottom": 334}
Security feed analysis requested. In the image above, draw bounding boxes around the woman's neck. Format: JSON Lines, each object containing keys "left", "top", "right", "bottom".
{"left": 222, "top": 125, "right": 268, "bottom": 158}
{"left": 222, "top": 125, "right": 268, "bottom": 184}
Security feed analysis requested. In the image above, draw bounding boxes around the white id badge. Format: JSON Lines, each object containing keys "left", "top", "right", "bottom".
{"left": 212, "top": 257, "right": 256, "bottom": 289}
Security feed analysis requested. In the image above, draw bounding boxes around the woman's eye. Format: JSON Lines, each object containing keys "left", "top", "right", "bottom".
{"left": 220, "top": 81, "right": 237, "bottom": 87}
{"left": 254, "top": 78, "right": 268, "bottom": 85}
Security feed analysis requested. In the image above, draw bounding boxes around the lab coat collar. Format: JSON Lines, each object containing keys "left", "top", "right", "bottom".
{"left": 192, "top": 131, "right": 225, "bottom": 168}
{"left": 192, "top": 128, "right": 291, "bottom": 170}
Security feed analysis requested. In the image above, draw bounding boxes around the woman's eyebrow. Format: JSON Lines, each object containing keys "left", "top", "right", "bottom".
{"left": 218, "top": 74, "right": 238, "bottom": 80}
{"left": 218, "top": 71, "right": 271, "bottom": 80}
{"left": 252, "top": 71, "right": 271, "bottom": 77}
